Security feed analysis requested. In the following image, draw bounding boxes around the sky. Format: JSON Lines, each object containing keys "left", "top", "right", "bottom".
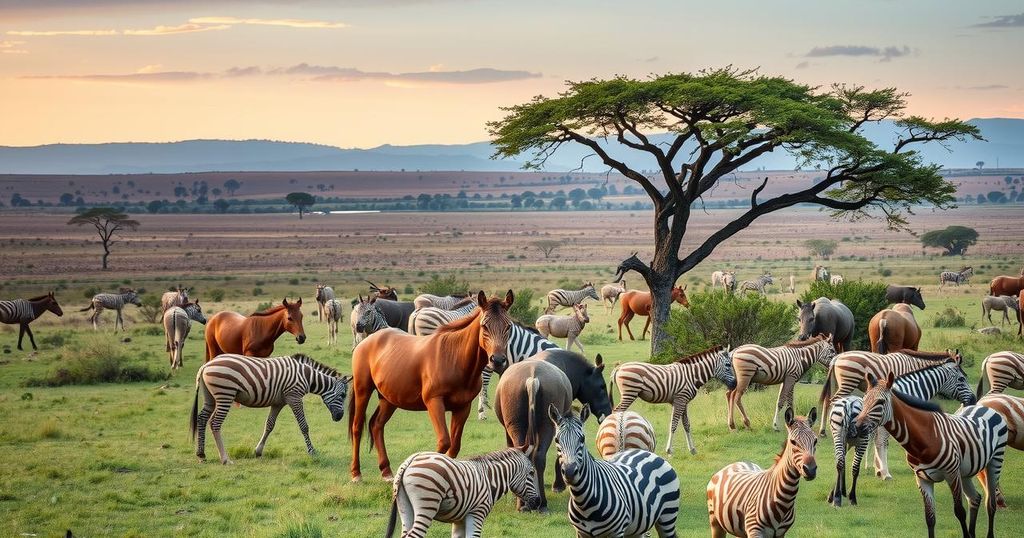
{"left": 1, "top": 0, "right": 1022, "bottom": 148}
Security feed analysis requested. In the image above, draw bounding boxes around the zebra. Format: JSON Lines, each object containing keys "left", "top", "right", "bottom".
{"left": 981, "top": 295, "right": 1020, "bottom": 326}
{"left": 829, "top": 360, "right": 978, "bottom": 505}
{"left": 163, "top": 301, "right": 207, "bottom": 370}
{"left": 534, "top": 302, "right": 589, "bottom": 354}
{"left": 977, "top": 351, "right": 1024, "bottom": 396}
{"left": 80, "top": 288, "right": 142, "bottom": 331}
{"left": 939, "top": 266, "right": 973, "bottom": 288}
{"left": 314, "top": 284, "right": 335, "bottom": 323}
{"left": 818, "top": 348, "right": 964, "bottom": 435}
{"left": 855, "top": 373, "right": 1007, "bottom": 538}
{"left": 160, "top": 286, "right": 188, "bottom": 313}
{"left": 977, "top": 393, "right": 1024, "bottom": 508}
{"left": 549, "top": 404, "right": 680, "bottom": 538}
{"left": 0, "top": 292, "right": 63, "bottom": 351}
{"left": 189, "top": 353, "right": 352, "bottom": 464}
{"left": 324, "top": 299, "right": 344, "bottom": 346}
{"left": 830, "top": 274, "right": 844, "bottom": 285}
{"left": 738, "top": 273, "right": 774, "bottom": 295}
{"left": 408, "top": 298, "right": 476, "bottom": 336}
{"left": 354, "top": 295, "right": 390, "bottom": 336}
{"left": 600, "top": 280, "right": 627, "bottom": 313}
{"left": 728, "top": 335, "right": 836, "bottom": 431}
{"left": 477, "top": 322, "right": 559, "bottom": 420}
{"left": 707, "top": 407, "right": 818, "bottom": 538}
{"left": 595, "top": 411, "right": 657, "bottom": 459}
{"left": 384, "top": 447, "right": 540, "bottom": 537}
{"left": 543, "top": 282, "right": 599, "bottom": 314}
{"left": 350, "top": 299, "right": 366, "bottom": 349}
{"left": 812, "top": 265, "right": 830, "bottom": 282}
{"left": 413, "top": 293, "right": 469, "bottom": 310}
{"left": 610, "top": 345, "right": 737, "bottom": 454}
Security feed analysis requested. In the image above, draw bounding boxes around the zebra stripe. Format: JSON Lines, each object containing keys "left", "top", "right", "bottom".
{"left": 729, "top": 336, "right": 836, "bottom": 431}
{"left": 827, "top": 396, "right": 869, "bottom": 507}
{"left": 413, "top": 294, "right": 468, "bottom": 311}
{"left": 477, "top": 322, "right": 559, "bottom": 420}
{"left": 82, "top": 289, "right": 141, "bottom": 332}
{"left": 738, "top": 273, "right": 774, "bottom": 295}
{"left": 708, "top": 408, "right": 819, "bottom": 537}
{"left": 978, "top": 393, "right": 1024, "bottom": 451}
{"left": 611, "top": 345, "right": 736, "bottom": 454}
{"left": 384, "top": 448, "right": 539, "bottom": 537}
{"left": 978, "top": 351, "right": 1024, "bottom": 396}
{"left": 163, "top": 302, "right": 206, "bottom": 370}
{"left": 408, "top": 300, "right": 476, "bottom": 336}
{"left": 190, "top": 353, "right": 351, "bottom": 464}
{"left": 0, "top": 299, "right": 34, "bottom": 324}
{"left": 939, "top": 266, "right": 973, "bottom": 287}
{"left": 551, "top": 405, "right": 680, "bottom": 538}
{"left": 543, "top": 283, "right": 599, "bottom": 314}
{"left": 595, "top": 411, "right": 656, "bottom": 459}
{"left": 160, "top": 288, "right": 188, "bottom": 313}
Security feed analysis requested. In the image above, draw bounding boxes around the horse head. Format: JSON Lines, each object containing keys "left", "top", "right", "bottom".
{"left": 477, "top": 290, "right": 514, "bottom": 374}
{"left": 282, "top": 298, "right": 306, "bottom": 344}
{"left": 47, "top": 291, "right": 64, "bottom": 317}
{"left": 671, "top": 284, "right": 689, "bottom": 307}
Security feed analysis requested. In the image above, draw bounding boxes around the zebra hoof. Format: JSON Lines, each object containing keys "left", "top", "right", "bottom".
{"left": 551, "top": 485, "right": 565, "bottom": 494}
{"left": 221, "top": 459, "right": 234, "bottom": 465}
{"left": 307, "top": 448, "right": 317, "bottom": 456}
{"left": 689, "top": 447, "right": 697, "bottom": 456}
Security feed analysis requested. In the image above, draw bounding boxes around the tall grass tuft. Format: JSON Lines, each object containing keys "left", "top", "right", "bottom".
{"left": 276, "top": 522, "right": 324, "bottom": 538}
{"left": 933, "top": 307, "right": 966, "bottom": 328}
{"left": 23, "top": 336, "right": 169, "bottom": 387}
{"left": 419, "top": 273, "right": 471, "bottom": 297}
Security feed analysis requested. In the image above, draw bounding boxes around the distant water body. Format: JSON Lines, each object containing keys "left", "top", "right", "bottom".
{"left": 327, "top": 210, "right": 381, "bottom": 215}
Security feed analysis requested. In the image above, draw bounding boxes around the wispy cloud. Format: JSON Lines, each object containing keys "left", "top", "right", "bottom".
{"left": 276, "top": 63, "right": 542, "bottom": 84}
{"left": 189, "top": 16, "right": 348, "bottom": 29}
{"left": 973, "top": 13, "right": 1024, "bottom": 28}
{"left": 7, "top": 29, "right": 117, "bottom": 36}
{"left": 24, "top": 70, "right": 213, "bottom": 82}
{"left": 123, "top": 23, "right": 231, "bottom": 36}
{"left": 0, "top": 39, "right": 27, "bottom": 53}
{"left": 957, "top": 84, "right": 1009, "bottom": 91}
{"left": 805, "top": 44, "right": 912, "bottom": 62}
{"left": 8, "top": 16, "right": 346, "bottom": 38}
{"left": 794, "top": 61, "right": 810, "bottom": 69}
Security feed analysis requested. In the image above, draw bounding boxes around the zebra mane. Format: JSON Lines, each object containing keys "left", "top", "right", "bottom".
{"left": 896, "top": 349, "right": 956, "bottom": 362}
{"left": 290, "top": 353, "right": 340, "bottom": 377}
{"left": 783, "top": 334, "right": 828, "bottom": 348}
{"left": 468, "top": 447, "right": 520, "bottom": 464}
{"left": 250, "top": 304, "right": 287, "bottom": 316}
{"left": 512, "top": 319, "right": 541, "bottom": 334}
{"left": 451, "top": 296, "right": 476, "bottom": 309}
{"left": 674, "top": 345, "right": 724, "bottom": 364}
{"left": 26, "top": 294, "right": 51, "bottom": 302}
{"left": 892, "top": 388, "right": 944, "bottom": 413}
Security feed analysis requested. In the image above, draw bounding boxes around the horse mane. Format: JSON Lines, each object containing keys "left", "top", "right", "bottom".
{"left": 892, "top": 388, "right": 944, "bottom": 413}
{"left": 291, "top": 353, "right": 339, "bottom": 377}
{"left": 783, "top": 335, "right": 828, "bottom": 348}
{"left": 26, "top": 294, "right": 51, "bottom": 302}
{"left": 896, "top": 349, "right": 955, "bottom": 361}
{"left": 250, "top": 304, "right": 287, "bottom": 317}
{"left": 674, "top": 345, "right": 724, "bottom": 364}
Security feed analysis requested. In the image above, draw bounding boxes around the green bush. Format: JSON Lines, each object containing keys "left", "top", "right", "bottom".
{"left": 419, "top": 273, "right": 471, "bottom": 297}
{"left": 799, "top": 280, "right": 888, "bottom": 351}
{"left": 509, "top": 288, "right": 541, "bottom": 326}
{"left": 933, "top": 307, "right": 966, "bottom": 328}
{"left": 658, "top": 290, "right": 796, "bottom": 364}
{"left": 23, "top": 337, "right": 169, "bottom": 387}
{"left": 138, "top": 294, "right": 163, "bottom": 324}
{"left": 208, "top": 288, "right": 226, "bottom": 302}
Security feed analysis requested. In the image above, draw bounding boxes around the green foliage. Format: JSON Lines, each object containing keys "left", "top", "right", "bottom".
{"left": 508, "top": 288, "right": 541, "bottom": 326}
{"left": 138, "top": 294, "right": 163, "bottom": 324}
{"left": 23, "top": 337, "right": 169, "bottom": 387}
{"left": 920, "top": 225, "right": 979, "bottom": 256}
{"left": 804, "top": 239, "right": 838, "bottom": 258}
{"left": 208, "top": 288, "right": 226, "bottom": 302}
{"left": 800, "top": 280, "right": 888, "bottom": 350}
{"left": 276, "top": 522, "right": 324, "bottom": 538}
{"left": 658, "top": 291, "right": 796, "bottom": 364}
{"left": 933, "top": 307, "right": 966, "bottom": 328}
{"left": 286, "top": 192, "right": 316, "bottom": 218}
{"left": 419, "top": 273, "right": 471, "bottom": 297}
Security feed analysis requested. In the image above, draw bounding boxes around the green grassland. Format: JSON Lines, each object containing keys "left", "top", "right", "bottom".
{"left": 1, "top": 261, "right": 1023, "bottom": 537}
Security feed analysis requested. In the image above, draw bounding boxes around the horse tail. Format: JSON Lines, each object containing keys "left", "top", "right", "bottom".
{"left": 876, "top": 318, "right": 888, "bottom": 354}
{"left": 368, "top": 406, "right": 381, "bottom": 451}
{"left": 189, "top": 371, "right": 201, "bottom": 444}
{"left": 79, "top": 303, "right": 94, "bottom": 312}
{"left": 525, "top": 375, "right": 540, "bottom": 449}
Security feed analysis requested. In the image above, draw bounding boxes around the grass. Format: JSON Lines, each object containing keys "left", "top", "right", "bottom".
{"left": 0, "top": 265, "right": 1022, "bottom": 536}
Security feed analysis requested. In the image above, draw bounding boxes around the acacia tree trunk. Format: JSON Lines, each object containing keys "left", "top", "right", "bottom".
{"left": 646, "top": 220, "right": 684, "bottom": 357}
{"left": 102, "top": 240, "right": 110, "bottom": 270}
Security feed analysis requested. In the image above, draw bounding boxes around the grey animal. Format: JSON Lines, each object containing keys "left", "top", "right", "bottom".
{"left": 738, "top": 273, "right": 774, "bottom": 295}
{"left": 600, "top": 280, "right": 627, "bottom": 313}
{"left": 884, "top": 284, "right": 925, "bottom": 310}
{"left": 977, "top": 327, "right": 1002, "bottom": 336}
{"left": 355, "top": 295, "right": 416, "bottom": 334}
{"left": 323, "top": 299, "right": 344, "bottom": 346}
{"left": 161, "top": 286, "right": 189, "bottom": 313}
{"left": 535, "top": 303, "right": 589, "bottom": 354}
{"left": 981, "top": 295, "right": 1020, "bottom": 326}
{"left": 314, "top": 284, "right": 335, "bottom": 323}
{"left": 797, "top": 297, "right": 855, "bottom": 352}
{"left": 163, "top": 301, "right": 207, "bottom": 370}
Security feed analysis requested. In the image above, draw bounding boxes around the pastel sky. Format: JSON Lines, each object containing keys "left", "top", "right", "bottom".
{"left": 1, "top": 0, "right": 1022, "bottom": 148}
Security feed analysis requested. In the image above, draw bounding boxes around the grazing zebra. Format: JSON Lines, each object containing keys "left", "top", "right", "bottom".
{"left": 707, "top": 407, "right": 818, "bottom": 538}
{"left": 477, "top": 322, "right": 559, "bottom": 420}
{"left": 611, "top": 345, "right": 737, "bottom": 454}
{"left": 826, "top": 396, "right": 869, "bottom": 507}
{"left": 413, "top": 293, "right": 469, "bottom": 310}
{"left": 314, "top": 284, "right": 335, "bottom": 323}
{"left": 0, "top": 292, "right": 63, "bottom": 351}
{"left": 80, "top": 288, "right": 142, "bottom": 331}
{"left": 855, "top": 373, "right": 1007, "bottom": 538}
{"left": 549, "top": 404, "right": 680, "bottom": 538}
{"left": 981, "top": 295, "right": 1020, "bottom": 326}
{"left": 939, "top": 266, "right": 974, "bottom": 288}
{"left": 160, "top": 286, "right": 188, "bottom": 313}
{"left": 711, "top": 271, "right": 736, "bottom": 292}
{"left": 324, "top": 299, "right": 344, "bottom": 346}
{"left": 818, "top": 348, "right": 963, "bottom": 436}
{"left": 385, "top": 447, "right": 540, "bottom": 538}
{"left": 600, "top": 280, "right": 627, "bottom": 313}
{"left": 728, "top": 335, "right": 836, "bottom": 431}
{"left": 163, "top": 301, "right": 207, "bottom": 370}
{"left": 830, "top": 274, "right": 845, "bottom": 285}
{"left": 738, "top": 273, "right": 774, "bottom": 295}
{"left": 595, "top": 411, "right": 656, "bottom": 459}
{"left": 189, "top": 353, "right": 352, "bottom": 464}
{"left": 534, "top": 302, "right": 589, "bottom": 354}
{"left": 543, "top": 282, "right": 599, "bottom": 314}
{"left": 812, "top": 265, "right": 830, "bottom": 282}
{"left": 408, "top": 298, "right": 476, "bottom": 336}
{"left": 977, "top": 350, "right": 1024, "bottom": 396}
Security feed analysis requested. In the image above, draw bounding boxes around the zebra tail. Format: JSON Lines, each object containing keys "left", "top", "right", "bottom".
{"left": 368, "top": 407, "right": 380, "bottom": 451}
{"left": 976, "top": 358, "right": 987, "bottom": 398}
{"left": 818, "top": 360, "right": 836, "bottom": 410}
{"left": 78, "top": 303, "right": 94, "bottom": 312}
{"left": 525, "top": 376, "right": 540, "bottom": 449}
{"left": 607, "top": 365, "right": 619, "bottom": 409}
{"left": 876, "top": 319, "right": 888, "bottom": 354}
{"left": 189, "top": 375, "right": 200, "bottom": 444}
{"left": 384, "top": 463, "right": 409, "bottom": 538}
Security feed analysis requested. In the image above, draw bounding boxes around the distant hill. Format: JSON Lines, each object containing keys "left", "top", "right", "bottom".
{"left": 1, "top": 118, "right": 1021, "bottom": 174}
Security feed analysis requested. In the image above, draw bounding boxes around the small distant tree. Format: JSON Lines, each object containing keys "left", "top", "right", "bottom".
{"left": 67, "top": 207, "right": 140, "bottom": 269}
{"left": 213, "top": 199, "right": 230, "bottom": 213}
{"left": 920, "top": 225, "right": 978, "bottom": 256}
{"left": 531, "top": 239, "right": 563, "bottom": 259}
{"left": 1006, "top": 176, "right": 1014, "bottom": 186}
{"left": 987, "top": 191, "right": 1007, "bottom": 204}
{"left": 419, "top": 273, "right": 471, "bottom": 296}
{"left": 976, "top": 161, "right": 985, "bottom": 170}
{"left": 146, "top": 200, "right": 165, "bottom": 214}
{"left": 550, "top": 197, "right": 567, "bottom": 210}
{"left": 60, "top": 193, "right": 74, "bottom": 206}
{"left": 286, "top": 192, "right": 315, "bottom": 219}
{"left": 804, "top": 239, "right": 838, "bottom": 258}
{"left": 174, "top": 186, "right": 188, "bottom": 198}
{"left": 223, "top": 179, "right": 241, "bottom": 196}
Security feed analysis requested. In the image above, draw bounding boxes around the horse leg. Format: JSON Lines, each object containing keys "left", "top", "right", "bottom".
{"left": 25, "top": 324, "right": 37, "bottom": 351}
{"left": 619, "top": 311, "right": 635, "bottom": 341}
{"left": 350, "top": 387, "right": 372, "bottom": 481}
{"left": 446, "top": 404, "right": 472, "bottom": 458}
{"left": 641, "top": 315, "right": 651, "bottom": 340}
{"left": 254, "top": 404, "right": 283, "bottom": 457}
{"left": 425, "top": 397, "right": 452, "bottom": 456}
{"left": 370, "top": 399, "right": 400, "bottom": 479}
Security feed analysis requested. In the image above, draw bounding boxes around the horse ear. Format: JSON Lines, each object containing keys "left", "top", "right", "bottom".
{"left": 579, "top": 404, "right": 591, "bottom": 423}
{"left": 595, "top": 353, "right": 604, "bottom": 370}
{"left": 807, "top": 407, "right": 818, "bottom": 427}
{"left": 547, "top": 403, "right": 561, "bottom": 424}
{"left": 503, "top": 289, "right": 514, "bottom": 308}
{"left": 477, "top": 290, "right": 488, "bottom": 308}
{"left": 282, "top": 298, "right": 290, "bottom": 307}
{"left": 296, "top": 297, "right": 302, "bottom": 306}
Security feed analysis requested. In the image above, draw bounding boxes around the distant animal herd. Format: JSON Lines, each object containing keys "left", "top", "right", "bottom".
{"left": 3, "top": 261, "right": 1024, "bottom": 537}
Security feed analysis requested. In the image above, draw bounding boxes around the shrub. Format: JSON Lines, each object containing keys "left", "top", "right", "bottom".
{"left": 419, "top": 273, "right": 471, "bottom": 297}
{"left": 252, "top": 287, "right": 263, "bottom": 296}
{"left": 800, "top": 280, "right": 888, "bottom": 351}
{"left": 138, "top": 295, "right": 163, "bottom": 324}
{"left": 509, "top": 288, "right": 541, "bottom": 326}
{"left": 933, "top": 307, "right": 966, "bottom": 328}
{"left": 23, "top": 337, "right": 169, "bottom": 387}
{"left": 658, "top": 290, "right": 796, "bottom": 364}
{"left": 208, "top": 288, "right": 226, "bottom": 302}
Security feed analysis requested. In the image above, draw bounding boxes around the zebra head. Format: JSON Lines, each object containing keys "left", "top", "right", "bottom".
{"left": 315, "top": 284, "right": 327, "bottom": 303}
{"left": 783, "top": 406, "right": 818, "bottom": 481}
{"left": 183, "top": 301, "right": 207, "bottom": 325}
{"left": 812, "top": 334, "right": 837, "bottom": 367}
{"left": 714, "top": 346, "right": 737, "bottom": 390}
{"left": 124, "top": 289, "right": 142, "bottom": 306}
{"left": 935, "top": 362, "right": 977, "bottom": 406}
{"left": 355, "top": 296, "right": 389, "bottom": 335}
{"left": 477, "top": 290, "right": 515, "bottom": 374}
{"left": 855, "top": 372, "right": 895, "bottom": 438}
{"left": 549, "top": 403, "right": 590, "bottom": 482}
{"left": 504, "top": 447, "right": 541, "bottom": 512}
{"left": 584, "top": 283, "right": 599, "bottom": 301}
{"left": 796, "top": 299, "right": 816, "bottom": 340}
{"left": 323, "top": 374, "right": 352, "bottom": 422}
{"left": 762, "top": 272, "right": 774, "bottom": 286}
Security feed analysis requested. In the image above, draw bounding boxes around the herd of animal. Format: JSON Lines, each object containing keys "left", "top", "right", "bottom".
{"left": 3, "top": 262, "right": 1024, "bottom": 537}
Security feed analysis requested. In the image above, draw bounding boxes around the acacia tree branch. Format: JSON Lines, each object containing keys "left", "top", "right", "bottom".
{"left": 562, "top": 129, "right": 665, "bottom": 204}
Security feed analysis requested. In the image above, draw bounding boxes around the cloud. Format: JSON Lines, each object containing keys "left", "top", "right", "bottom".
{"left": 794, "top": 61, "right": 809, "bottom": 69}
{"left": 276, "top": 63, "right": 542, "bottom": 84}
{"left": 189, "top": 16, "right": 348, "bottom": 29}
{"left": 23, "top": 70, "right": 213, "bottom": 82}
{"left": 973, "top": 13, "right": 1024, "bottom": 28}
{"left": 124, "top": 23, "right": 230, "bottom": 36}
{"left": 805, "top": 44, "right": 912, "bottom": 62}
{"left": 7, "top": 29, "right": 117, "bottom": 36}
{"left": 957, "top": 84, "right": 1009, "bottom": 91}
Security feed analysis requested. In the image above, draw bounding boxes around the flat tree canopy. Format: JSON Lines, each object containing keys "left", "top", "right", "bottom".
{"left": 67, "top": 207, "right": 140, "bottom": 269}
{"left": 920, "top": 225, "right": 978, "bottom": 256}
{"left": 286, "top": 192, "right": 316, "bottom": 219}
{"left": 489, "top": 67, "right": 981, "bottom": 353}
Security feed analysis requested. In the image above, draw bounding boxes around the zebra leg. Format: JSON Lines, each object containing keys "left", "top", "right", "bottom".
{"left": 254, "top": 404, "right": 284, "bottom": 457}
{"left": 477, "top": 368, "right": 493, "bottom": 421}
{"left": 979, "top": 459, "right": 1003, "bottom": 537}
{"left": 849, "top": 434, "right": 869, "bottom": 505}
{"left": 654, "top": 505, "right": 678, "bottom": 538}
{"left": 829, "top": 431, "right": 846, "bottom": 507}
{"left": 210, "top": 396, "right": 236, "bottom": 464}
{"left": 196, "top": 396, "right": 214, "bottom": 461}
{"left": 451, "top": 519, "right": 467, "bottom": 538}
{"left": 771, "top": 378, "right": 796, "bottom": 432}
{"left": 399, "top": 485, "right": 437, "bottom": 538}
{"left": 962, "top": 471, "right": 984, "bottom": 538}
{"left": 946, "top": 473, "right": 971, "bottom": 538}
{"left": 873, "top": 429, "right": 893, "bottom": 480}
{"left": 916, "top": 478, "right": 938, "bottom": 538}
{"left": 285, "top": 396, "right": 315, "bottom": 455}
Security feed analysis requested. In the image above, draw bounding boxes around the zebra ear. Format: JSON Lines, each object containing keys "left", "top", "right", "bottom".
{"left": 579, "top": 404, "right": 591, "bottom": 423}
{"left": 547, "top": 403, "right": 561, "bottom": 425}
{"left": 885, "top": 371, "right": 895, "bottom": 387}
{"left": 806, "top": 407, "right": 817, "bottom": 427}
{"left": 503, "top": 289, "right": 515, "bottom": 308}
{"left": 516, "top": 444, "right": 536, "bottom": 459}
{"left": 784, "top": 407, "right": 795, "bottom": 426}
{"left": 866, "top": 373, "right": 878, "bottom": 388}
{"left": 796, "top": 300, "right": 803, "bottom": 307}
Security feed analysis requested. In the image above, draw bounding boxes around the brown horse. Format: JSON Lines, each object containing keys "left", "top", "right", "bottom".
{"left": 204, "top": 298, "right": 306, "bottom": 360}
{"left": 348, "top": 290, "right": 514, "bottom": 481}
{"left": 617, "top": 285, "right": 688, "bottom": 341}
{"left": 991, "top": 274, "right": 1024, "bottom": 298}
{"left": 868, "top": 303, "right": 921, "bottom": 353}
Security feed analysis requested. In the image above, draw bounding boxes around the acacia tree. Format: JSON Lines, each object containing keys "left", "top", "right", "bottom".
{"left": 489, "top": 68, "right": 981, "bottom": 354}
{"left": 67, "top": 207, "right": 140, "bottom": 270}
{"left": 286, "top": 192, "right": 315, "bottom": 219}
{"left": 920, "top": 225, "right": 978, "bottom": 256}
